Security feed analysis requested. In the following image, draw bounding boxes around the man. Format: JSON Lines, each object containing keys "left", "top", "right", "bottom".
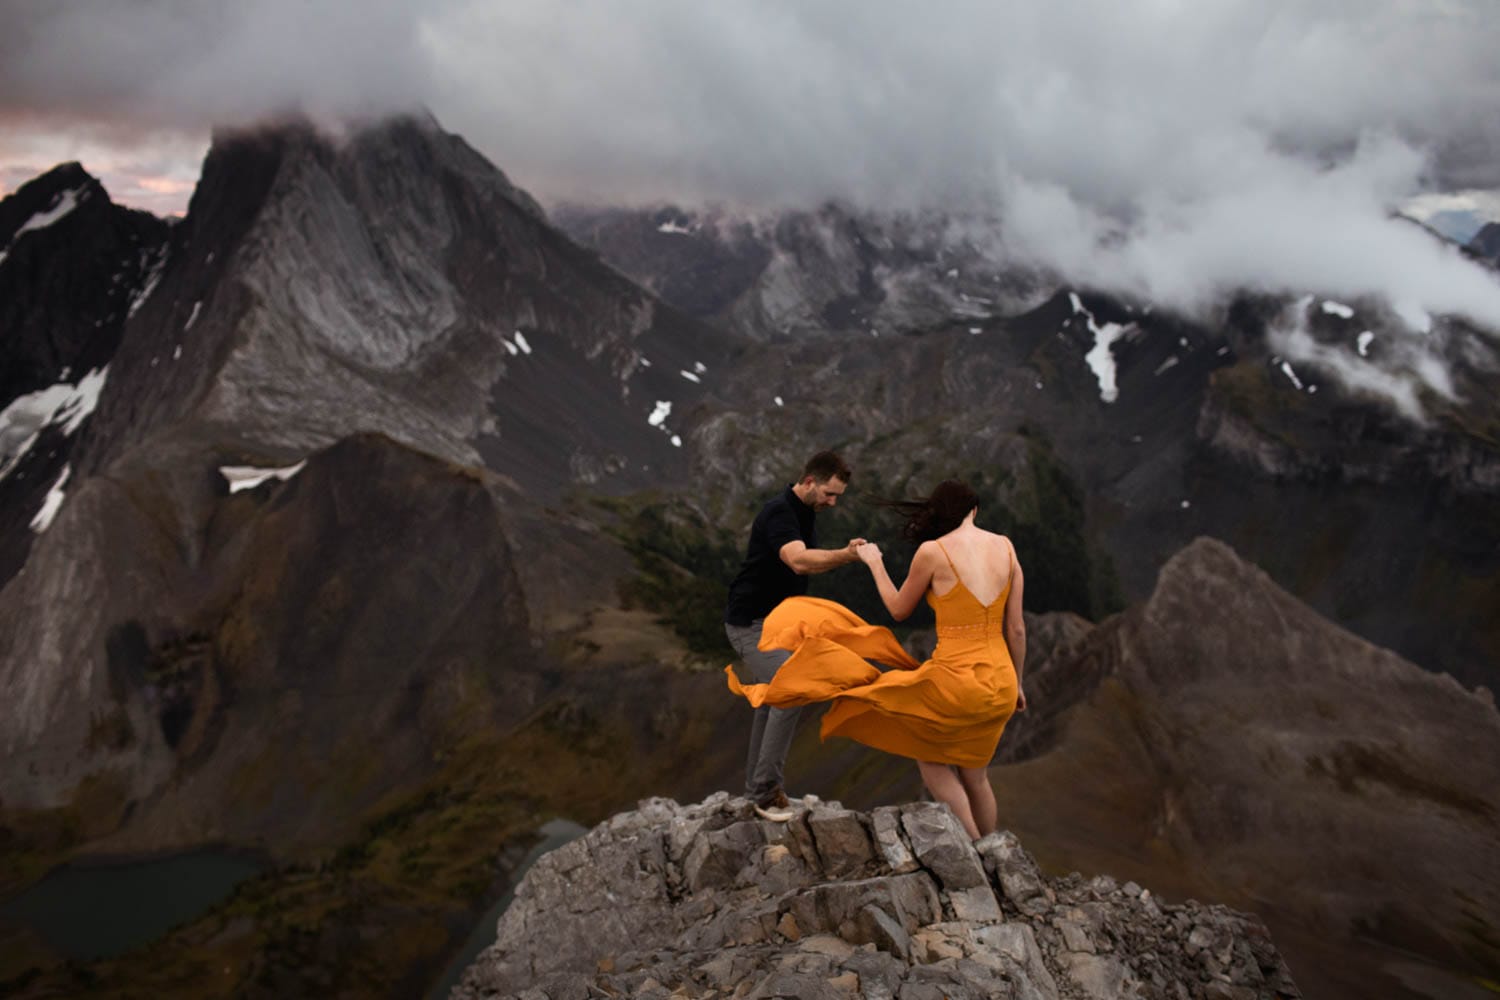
{"left": 725, "top": 450, "right": 865, "bottom": 821}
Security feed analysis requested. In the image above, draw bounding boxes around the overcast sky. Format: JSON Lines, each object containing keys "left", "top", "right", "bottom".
{"left": 4, "top": 0, "right": 1500, "bottom": 332}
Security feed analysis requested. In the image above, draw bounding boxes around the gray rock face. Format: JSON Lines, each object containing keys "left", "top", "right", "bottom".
{"left": 0, "top": 113, "right": 735, "bottom": 826}
{"left": 553, "top": 202, "right": 1054, "bottom": 341}
{"left": 74, "top": 114, "right": 730, "bottom": 499}
{"left": 454, "top": 794, "right": 1299, "bottom": 999}
{"left": 899, "top": 802, "right": 989, "bottom": 892}
{"left": 976, "top": 831, "right": 1054, "bottom": 917}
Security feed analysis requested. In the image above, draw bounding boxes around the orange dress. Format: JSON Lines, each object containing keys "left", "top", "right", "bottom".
{"left": 725, "top": 544, "right": 1019, "bottom": 768}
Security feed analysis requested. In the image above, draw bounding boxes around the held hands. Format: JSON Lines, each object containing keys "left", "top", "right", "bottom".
{"left": 856, "top": 540, "right": 884, "bottom": 566}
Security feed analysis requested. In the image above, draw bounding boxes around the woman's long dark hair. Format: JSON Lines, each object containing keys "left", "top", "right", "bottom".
{"left": 874, "top": 479, "right": 978, "bottom": 543}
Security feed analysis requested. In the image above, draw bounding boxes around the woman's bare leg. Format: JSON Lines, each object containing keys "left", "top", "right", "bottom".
{"left": 958, "top": 767, "right": 998, "bottom": 837}
{"left": 917, "top": 761, "right": 980, "bottom": 840}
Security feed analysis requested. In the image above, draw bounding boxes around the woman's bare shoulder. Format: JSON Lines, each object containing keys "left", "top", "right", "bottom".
{"left": 982, "top": 530, "right": 1019, "bottom": 561}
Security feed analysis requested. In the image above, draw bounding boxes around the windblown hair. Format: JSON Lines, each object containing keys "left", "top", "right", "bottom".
{"left": 876, "top": 479, "right": 978, "bottom": 543}
{"left": 801, "top": 450, "right": 852, "bottom": 484}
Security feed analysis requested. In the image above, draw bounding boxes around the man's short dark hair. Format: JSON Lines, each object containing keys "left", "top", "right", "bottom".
{"left": 802, "top": 450, "right": 851, "bottom": 484}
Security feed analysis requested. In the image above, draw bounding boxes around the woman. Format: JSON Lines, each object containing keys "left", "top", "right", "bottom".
{"left": 725, "top": 479, "right": 1026, "bottom": 840}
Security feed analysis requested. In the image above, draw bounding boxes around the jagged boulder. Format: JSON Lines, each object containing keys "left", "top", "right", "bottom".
{"left": 454, "top": 794, "right": 1299, "bottom": 1000}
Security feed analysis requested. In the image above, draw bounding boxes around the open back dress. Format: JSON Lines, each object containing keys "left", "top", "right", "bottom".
{"left": 725, "top": 540, "right": 1020, "bottom": 768}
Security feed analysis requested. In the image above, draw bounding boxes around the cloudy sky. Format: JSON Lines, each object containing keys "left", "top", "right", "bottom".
{"left": 4, "top": 0, "right": 1500, "bottom": 332}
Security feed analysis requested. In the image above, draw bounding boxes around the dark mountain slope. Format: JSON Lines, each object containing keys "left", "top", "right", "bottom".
{"left": 0, "top": 113, "right": 746, "bottom": 849}
{"left": 0, "top": 162, "right": 168, "bottom": 403}
{"left": 991, "top": 537, "right": 1500, "bottom": 1000}
{"left": 0, "top": 163, "right": 171, "bottom": 584}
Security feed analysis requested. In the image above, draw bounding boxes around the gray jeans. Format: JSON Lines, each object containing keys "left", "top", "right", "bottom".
{"left": 726, "top": 620, "right": 803, "bottom": 801}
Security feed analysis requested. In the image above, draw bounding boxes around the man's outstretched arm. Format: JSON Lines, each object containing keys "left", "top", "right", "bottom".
{"left": 779, "top": 538, "right": 866, "bottom": 575}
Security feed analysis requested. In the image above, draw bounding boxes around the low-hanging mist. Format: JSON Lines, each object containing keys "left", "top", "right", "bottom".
{"left": 4, "top": 0, "right": 1500, "bottom": 337}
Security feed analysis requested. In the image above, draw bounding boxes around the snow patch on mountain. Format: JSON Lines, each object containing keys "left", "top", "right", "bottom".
{"left": 0, "top": 368, "right": 109, "bottom": 481}
{"left": 128, "top": 246, "right": 170, "bottom": 318}
{"left": 0, "top": 187, "right": 88, "bottom": 269}
{"left": 29, "top": 465, "right": 71, "bottom": 533}
{"left": 1070, "top": 292, "right": 1133, "bottom": 404}
{"left": 219, "top": 460, "right": 308, "bottom": 494}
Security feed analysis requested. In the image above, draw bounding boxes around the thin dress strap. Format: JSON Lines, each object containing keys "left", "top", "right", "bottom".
{"left": 934, "top": 540, "right": 959, "bottom": 573}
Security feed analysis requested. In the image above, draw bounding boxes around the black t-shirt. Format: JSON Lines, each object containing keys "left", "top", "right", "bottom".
{"left": 724, "top": 485, "right": 818, "bottom": 627}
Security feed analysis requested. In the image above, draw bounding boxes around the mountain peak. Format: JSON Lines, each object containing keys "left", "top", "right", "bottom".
{"left": 25, "top": 159, "right": 93, "bottom": 188}
{"left": 0, "top": 160, "right": 108, "bottom": 244}
{"left": 194, "top": 110, "right": 545, "bottom": 229}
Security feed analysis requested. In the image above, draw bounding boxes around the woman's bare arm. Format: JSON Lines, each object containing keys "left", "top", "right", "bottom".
{"left": 860, "top": 541, "right": 938, "bottom": 622}
{"left": 1003, "top": 546, "right": 1027, "bottom": 710}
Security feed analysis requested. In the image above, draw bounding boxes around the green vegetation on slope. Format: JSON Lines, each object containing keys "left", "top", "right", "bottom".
{"left": 595, "top": 493, "right": 743, "bottom": 657}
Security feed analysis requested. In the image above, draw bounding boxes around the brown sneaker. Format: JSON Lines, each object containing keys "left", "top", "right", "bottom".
{"left": 754, "top": 787, "right": 795, "bottom": 822}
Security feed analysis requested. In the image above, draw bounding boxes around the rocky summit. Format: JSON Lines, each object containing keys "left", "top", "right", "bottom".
{"left": 455, "top": 795, "right": 1299, "bottom": 1000}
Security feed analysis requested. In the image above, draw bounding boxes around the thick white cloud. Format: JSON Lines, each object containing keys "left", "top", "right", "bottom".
{"left": 3, "top": 0, "right": 1499, "bottom": 326}
{"left": 995, "top": 132, "right": 1500, "bottom": 326}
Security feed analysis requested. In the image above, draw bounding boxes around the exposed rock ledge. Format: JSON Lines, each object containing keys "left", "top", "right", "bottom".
{"left": 455, "top": 794, "right": 1299, "bottom": 1000}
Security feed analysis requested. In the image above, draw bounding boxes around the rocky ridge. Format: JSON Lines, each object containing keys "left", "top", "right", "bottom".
{"left": 554, "top": 202, "right": 1051, "bottom": 341}
{"left": 456, "top": 795, "right": 1298, "bottom": 1000}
